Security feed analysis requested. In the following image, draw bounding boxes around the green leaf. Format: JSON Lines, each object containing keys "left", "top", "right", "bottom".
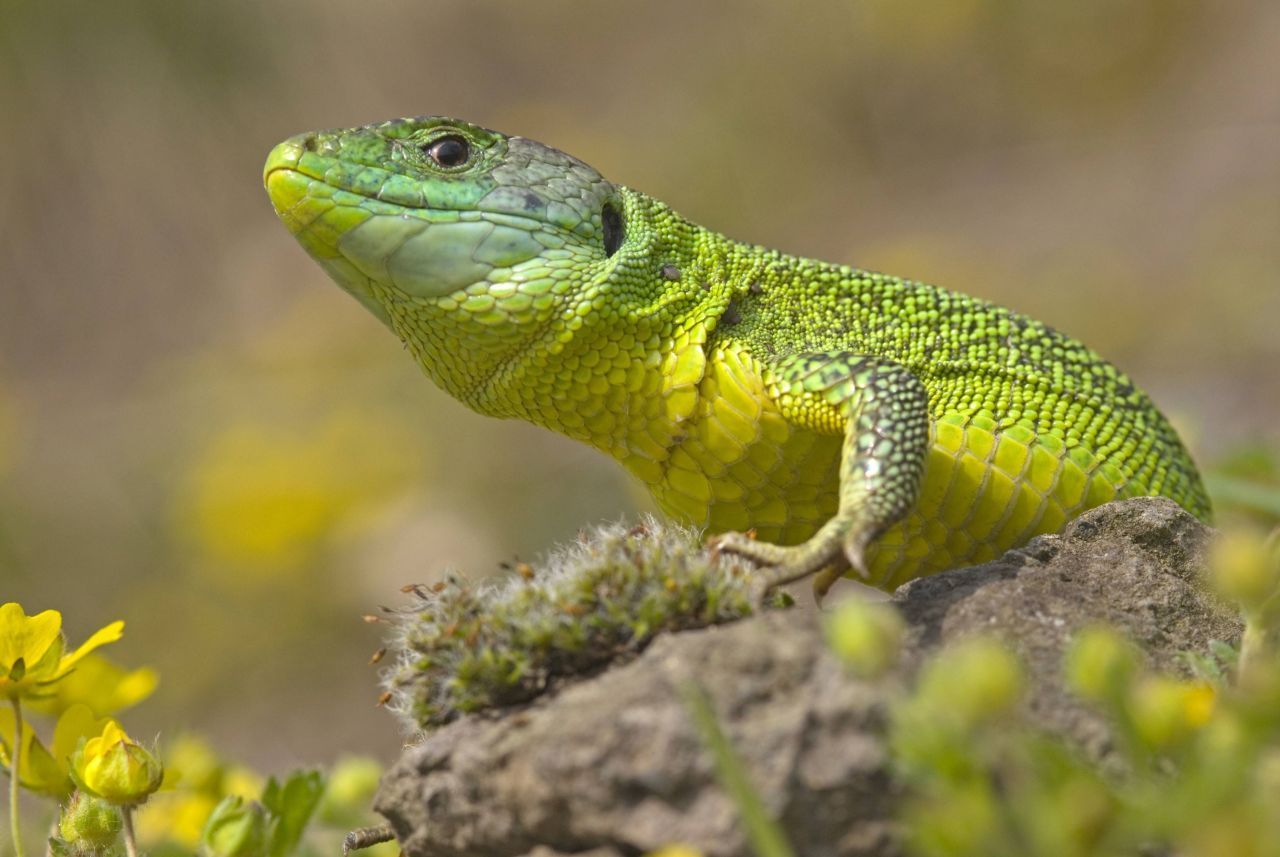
{"left": 1178, "top": 651, "right": 1222, "bottom": 684}
{"left": 1205, "top": 473, "right": 1280, "bottom": 520}
{"left": 1209, "top": 639, "right": 1240, "bottom": 665}
{"left": 261, "top": 768, "right": 326, "bottom": 857}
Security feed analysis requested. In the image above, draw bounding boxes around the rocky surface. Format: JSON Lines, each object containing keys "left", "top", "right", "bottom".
{"left": 374, "top": 498, "right": 1240, "bottom": 857}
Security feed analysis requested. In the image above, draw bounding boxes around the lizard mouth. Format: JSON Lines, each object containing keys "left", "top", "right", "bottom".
{"left": 264, "top": 135, "right": 584, "bottom": 302}
{"left": 264, "top": 133, "right": 458, "bottom": 214}
{"left": 264, "top": 133, "right": 574, "bottom": 235}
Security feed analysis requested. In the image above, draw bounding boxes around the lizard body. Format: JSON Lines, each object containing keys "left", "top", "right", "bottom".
{"left": 264, "top": 117, "right": 1209, "bottom": 592}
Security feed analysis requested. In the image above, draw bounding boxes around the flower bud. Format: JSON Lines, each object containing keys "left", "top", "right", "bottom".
{"left": 73, "top": 721, "right": 164, "bottom": 805}
{"left": 1209, "top": 528, "right": 1280, "bottom": 614}
{"left": 319, "top": 755, "right": 383, "bottom": 824}
{"left": 59, "top": 792, "right": 123, "bottom": 848}
{"left": 915, "top": 637, "right": 1023, "bottom": 728}
{"left": 200, "top": 795, "right": 272, "bottom": 857}
{"left": 1065, "top": 626, "right": 1139, "bottom": 705}
{"left": 1127, "top": 675, "right": 1215, "bottom": 750}
{"left": 824, "top": 598, "right": 904, "bottom": 678}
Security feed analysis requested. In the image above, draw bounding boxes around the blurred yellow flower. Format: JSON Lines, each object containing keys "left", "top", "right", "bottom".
{"left": 27, "top": 653, "right": 158, "bottom": 718}
{"left": 222, "top": 764, "right": 264, "bottom": 801}
{"left": 136, "top": 733, "right": 263, "bottom": 848}
{"left": 72, "top": 720, "right": 164, "bottom": 805}
{"left": 1065, "top": 626, "right": 1139, "bottom": 705}
{"left": 0, "top": 703, "right": 113, "bottom": 797}
{"left": 176, "top": 408, "right": 422, "bottom": 576}
{"left": 137, "top": 791, "right": 222, "bottom": 849}
{"left": 160, "top": 733, "right": 224, "bottom": 792}
{"left": 824, "top": 597, "right": 904, "bottom": 679}
{"left": 317, "top": 755, "right": 384, "bottom": 828}
{"left": 646, "top": 847, "right": 706, "bottom": 857}
{"left": 1128, "top": 676, "right": 1217, "bottom": 750}
{"left": 1209, "top": 527, "right": 1280, "bottom": 616}
{"left": 0, "top": 603, "right": 123, "bottom": 701}
{"left": 915, "top": 637, "right": 1024, "bottom": 729}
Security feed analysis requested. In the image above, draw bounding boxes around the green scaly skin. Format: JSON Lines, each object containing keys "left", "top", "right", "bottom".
{"left": 263, "top": 117, "right": 1210, "bottom": 595}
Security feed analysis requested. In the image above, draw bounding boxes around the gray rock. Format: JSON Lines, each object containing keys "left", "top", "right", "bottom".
{"left": 375, "top": 498, "right": 1240, "bottom": 857}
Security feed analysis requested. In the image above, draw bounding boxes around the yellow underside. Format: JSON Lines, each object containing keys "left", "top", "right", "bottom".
{"left": 629, "top": 344, "right": 1131, "bottom": 591}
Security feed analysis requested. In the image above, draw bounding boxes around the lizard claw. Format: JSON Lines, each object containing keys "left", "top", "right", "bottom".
{"left": 842, "top": 527, "right": 876, "bottom": 582}
{"left": 811, "top": 565, "right": 846, "bottom": 606}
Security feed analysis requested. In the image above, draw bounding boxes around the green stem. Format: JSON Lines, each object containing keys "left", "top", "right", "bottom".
{"left": 680, "top": 681, "right": 796, "bottom": 857}
{"left": 120, "top": 805, "right": 139, "bottom": 857}
{"left": 1239, "top": 617, "right": 1271, "bottom": 686}
{"left": 9, "top": 697, "right": 26, "bottom": 857}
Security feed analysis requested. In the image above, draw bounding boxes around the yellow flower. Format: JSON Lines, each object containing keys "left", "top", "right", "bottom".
{"left": 159, "top": 733, "right": 225, "bottom": 793}
{"left": 824, "top": 598, "right": 904, "bottom": 678}
{"left": 1128, "top": 676, "right": 1217, "bottom": 750}
{"left": 0, "top": 703, "right": 113, "bottom": 797}
{"left": 221, "top": 764, "right": 264, "bottom": 801}
{"left": 0, "top": 603, "right": 124, "bottom": 701}
{"left": 72, "top": 721, "right": 164, "bottom": 805}
{"left": 1065, "top": 626, "right": 1139, "bottom": 705}
{"left": 136, "top": 791, "right": 221, "bottom": 849}
{"left": 27, "top": 653, "right": 158, "bottom": 718}
{"left": 319, "top": 755, "right": 382, "bottom": 819}
{"left": 175, "top": 408, "right": 422, "bottom": 577}
{"left": 135, "top": 734, "right": 263, "bottom": 848}
{"left": 914, "top": 637, "right": 1024, "bottom": 729}
{"left": 1209, "top": 527, "right": 1280, "bottom": 616}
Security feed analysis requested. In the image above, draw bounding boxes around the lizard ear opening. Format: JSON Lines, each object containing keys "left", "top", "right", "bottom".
{"left": 602, "top": 202, "right": 624, "bottom": 258}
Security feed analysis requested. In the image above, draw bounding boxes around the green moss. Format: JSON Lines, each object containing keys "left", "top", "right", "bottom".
{"left": 383, "top": 517, "right": 775, "bottom": 731}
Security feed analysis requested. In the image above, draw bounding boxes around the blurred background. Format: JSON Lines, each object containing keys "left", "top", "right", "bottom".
{"left": 1, "top": 0, "right": 1277, "bottom": 773}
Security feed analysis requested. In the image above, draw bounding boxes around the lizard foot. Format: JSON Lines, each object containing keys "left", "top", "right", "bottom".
{"left": 710, "top": 518, "right": 874, "bottom": 604}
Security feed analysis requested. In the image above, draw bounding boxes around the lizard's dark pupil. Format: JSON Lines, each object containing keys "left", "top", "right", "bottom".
{"left": 601, "top": 203, "right": 623, "bottom": 257}
{"left": 425, "top": 136, "right": 469, "bottom": 168}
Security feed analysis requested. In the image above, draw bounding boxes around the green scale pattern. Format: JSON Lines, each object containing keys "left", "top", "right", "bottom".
{"left": 264, "top": 116, "right": 1210, "bottom": 592}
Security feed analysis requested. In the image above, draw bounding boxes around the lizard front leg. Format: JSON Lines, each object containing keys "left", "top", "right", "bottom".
{"left": 711, "top": 352, "right": 930, "bottom": 598}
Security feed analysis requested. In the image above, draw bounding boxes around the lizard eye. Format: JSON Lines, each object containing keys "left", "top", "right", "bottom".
{"left": 601, "top": 202, "right": 624, "bottom": 257}
{"left": 423, "top": 135, "right": 470, "bottom": 169}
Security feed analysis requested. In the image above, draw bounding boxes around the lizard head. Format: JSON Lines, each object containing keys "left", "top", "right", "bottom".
{"left": 263, "top": 116, "right": 643, "bottom": 413}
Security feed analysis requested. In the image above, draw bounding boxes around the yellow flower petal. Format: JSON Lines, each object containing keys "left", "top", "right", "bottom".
{"left": 0, "top": 603, "right": 62, "bottom": 674}
{"left": 53, "top": 620, "right": 125, "bottom": 679}
{"left": 28, "top": 654, "right": 158, "bottom": 717}
{"left": 0, "top": 705, "right": 15, "bottom": 764}
{"left": 53, "top": 703, "right": 114, "bottom": 763}
{"left": 22, "top": 729, "right": 71, "bottom": 796}
{"left": 0, "top": 707, "right": 73, "bottom": 796}
{"left": 82, "top": 720, "right": 128, "bottom": 759}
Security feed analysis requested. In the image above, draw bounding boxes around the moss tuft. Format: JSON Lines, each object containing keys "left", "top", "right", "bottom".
{"left": 382, "top": 517, "right": 776, "bottom": 731}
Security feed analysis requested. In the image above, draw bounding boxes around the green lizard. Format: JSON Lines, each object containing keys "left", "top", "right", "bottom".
{"left": 263, "top": 116, "right": 1210, "bottom": 595}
